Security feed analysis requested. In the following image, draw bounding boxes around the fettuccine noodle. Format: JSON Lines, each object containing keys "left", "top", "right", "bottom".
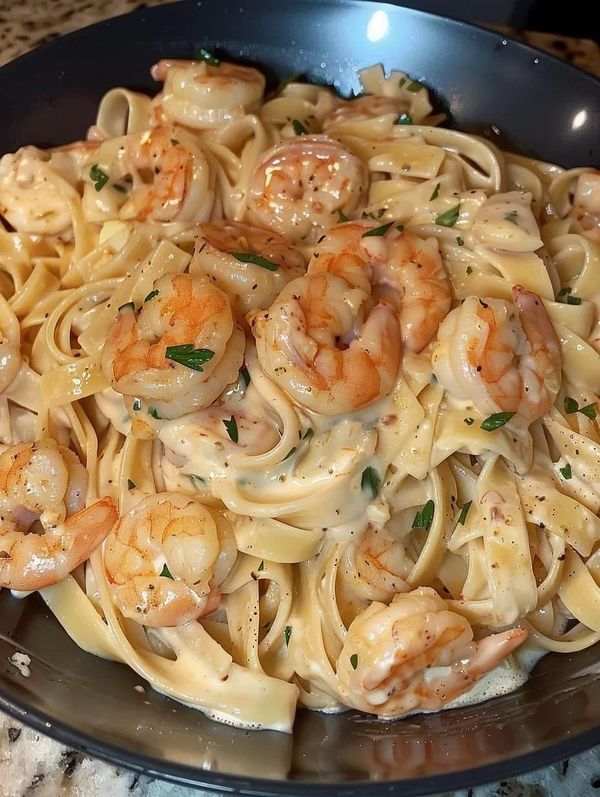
{"left": 1, "top": 56, "right": 599, "bottom": 733}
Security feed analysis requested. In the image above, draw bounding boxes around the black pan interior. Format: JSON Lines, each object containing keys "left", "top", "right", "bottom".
{"left": 1, "top": 1, "right": 600, "bottom": 794}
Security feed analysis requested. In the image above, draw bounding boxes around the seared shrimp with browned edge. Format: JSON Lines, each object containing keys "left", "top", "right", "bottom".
{"left": 0, "top": 440, "right": 117, "bottom": 590}
{"left": 336, "top": 586, "right": 527, "bottom": 716}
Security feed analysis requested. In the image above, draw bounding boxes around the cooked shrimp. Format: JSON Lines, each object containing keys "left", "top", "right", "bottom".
{"left": 309, "top": 221, "right": 451, "bottom": 352}
{"left": 190, "top": 220, "right": 306, "bottom": 313}
{"left": 150, "top": 58, "right": 265, "bottom": 129}
{"left": 104, "top": 492, "right": 236, "bottom": 626}
{"left": 246, "top": 135, "right": 368, "bottom": 243}
{"left": 432, "top": 285, "right": 561, "bottom": 423}
{"left": 248, "top": 272, "right": 401, "bottom": 415}
{"left": 340, "top": 526, "right": 411, "bottom": 605}
{"left": 0, "top": 441, "right": 117, "bottom": 590}
{"left": 101, "top": 272, "right": 245, "bottom": 420}
{"left": 0, "top": 147, "right": 73, "bottom": 235}
{"left": 336, "top": 587, "right": 527, "bottom": 716}
{"left": 323, "top": 95, "right": 409, "bottom": 131}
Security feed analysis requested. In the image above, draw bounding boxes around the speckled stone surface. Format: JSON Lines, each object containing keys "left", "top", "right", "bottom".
{"left": 1, "top": 2, "right": 600, "bottom": 794}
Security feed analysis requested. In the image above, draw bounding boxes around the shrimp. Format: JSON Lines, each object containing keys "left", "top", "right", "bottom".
{"left": 309, "top": 221, "right": 451, "bottom": 352}
{"left": 0, "top": 441, "right": 117, "bottom": 590}
{"left": 103, "top": 492, "right": 236, "bottom": 627}
{"left": 432, "top": 285, "right": 561, "bottom": 423}
{"left": 323, "top": 95, "right": 409, "bottom": 131}
{"left": 246, "top": 135, "right": 368, "bottom": 243}
{"left": 150, "top": 58, "right": 265, "bottom": 129}
{"left": 339, "top": 526, "right": 411, "bottom": 606}
{"left": 190, "top": 220, "right": 306, "bottom": 313}
{"left": 0, "top": 147, "right": 74, "bottom": 235}
{"left": 101, "top": 272, "right": 245, "bottom": 420}
{"left": 248, "top": 272, "right": 401, "bottom": 415}
{"left": 336, "top": 586, "right": 527, "bottom": 716}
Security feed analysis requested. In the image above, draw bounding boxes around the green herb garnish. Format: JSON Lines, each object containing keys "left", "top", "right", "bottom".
{"left": 284, "top": 626, "right": 292, "bottom": 646}
{"left": 480, "top": 412, "right": 515, "bottom": 431}
{"left": 567, "top": 295, "right": 582, "bottom": 305}
{"left": 361, "top": 221, "right": 394, "bottom": 238}
{"left": 337, "top": 209, "right": 349, "bottom": 223}
{"left": 350, "top": 653, "right": 358, "bottom": 670}
{"left": 413, "top": 499, "right": 435, "bottom": 530}
{"left": 407, "top": 79, "right": 424, "bottom": 92}
{"left": 132, "top": 398, "right": 141, "bottom": 411}
{"left": 466, "top": 265, "right": 473, "bottom": 274}
{"left": 435, "top": 204, "right": 461, "bottom": 227}
{"left": 195, "top": 48, "right": 220, "bottom": 66}
{"left": 223, "top": 415, "right": 238, "bottom": 443}
{"left": 396, "top": 113, "right": 413, "bottom": 125}
{"left": 240, "top": 365, "right": 251, "bottom": 387}
{"left": 291, "top": 119, "right": 308, "bottom": 135}
{"left": 90, "top": 164, "right": 109, "bottom": 192}
{"left": 558, "top": 287, "right": 572, "bottom": 297}
{"left": 457, "top": 500, "right": 472, "bottom": 525}
{"left": 160, "top": 563, "right": 174, "bottom": 580}
{"left": 165, "top": 344, "right": 215, "bottom": 372}
{"left": 430, "top": 183, "right": 440, "bottom": 201}
{"left": 144, "top": 289, "right": 159, "bottom": 303}
{"left": 170, "top": 138, "right": 179, "bottom": 145}
{"left": 564, "top": 397, "right": 579, "bottom": 414}
{"left": 464, "top": 417, "right": 474, "bottom": 425}
{"left": 258, "top": 560, "right": 265, "bottom": 572}
{"left": 284, "top": 446, "right": 297, "bottom": 460}
{"left": 396, "top": 224, "right": 404, "bottom": 233}
{"left": 149, "top": 407, "right": 162, "bottom": 420}
{"left": 457, "top": 236, "right": 465, "bottom": 246}
{"left": 232, "top": 251, "right": 279, "bottom": 271}
{"left": 361, "top": 466, "right": 380, "bottom": 498}
{"left": 580, "top": 403, "right": 597, "bottom": 420}
{"left": 559, "top": 463, "right": 572, "bottom": 480}
{"left": 127, "top": 479, "right": 136, "bottom": 490}
{"left": 504, "top": 210, "right": 519, "bottom": 224}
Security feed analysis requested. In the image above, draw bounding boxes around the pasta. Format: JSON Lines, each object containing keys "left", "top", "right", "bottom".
{"left": 1, "top": 55, "right": 600, "bottom": 734}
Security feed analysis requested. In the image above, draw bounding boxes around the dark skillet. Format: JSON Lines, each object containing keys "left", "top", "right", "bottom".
{"left": 0, "top": 1, "right": 599, "bottom": 794}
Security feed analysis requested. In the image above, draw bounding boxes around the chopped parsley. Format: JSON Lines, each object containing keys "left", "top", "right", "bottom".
{"left": 223, "top": 415, "right": 239, "bottom": 443}
{"left": 240, "top": 365, "right": 251, "bottom": 387}
{"left": 144, "top": 289, "right": 159, "bottom": 303}
{"left": 195, "top": 48, "right": 220, "bottom": 66}
{"left": 350, "top": 653, "right": 358, "bottom": 670}
{"left": 284, "top": 626, "right": 292, "bottom": 647}
{"left": 457, "top": 500, "right": 472, "bottom": 525}
{"left": 406, "top": 79, "right": 424, "bottom": 92}
{"left": 258, "top": 560, "right": 265, "bottom": 572}
{"left": 361, "top": 466, "right": 380, "bottom": 499}
{"left": 564, "top": 396, "right": 579, "bottom": 414}
{"left": 396, "top": 224, "right": 404, "bottom": 233}
{"left": 567, "top": 295, "right": 582, "bottom": 305}
{"left": 337, "top": 209, "right": 349, "bottom": 223}
{"left": 148, "top": 407, "right": 162, "bottom": 420}
{"left": 170, "top": 138, "right": 179, "bottom": 145}
{"left": 398, "top": 77, "right": 407, "bottom": 87}
{"left": 396, "top": 113, "right": 413, "bottom": 125}
{"left": 291, "top": 119, "right": 308, "bottom": 135}
{"left": 464, "top": 417, "right": 474, "bottom": 425}
{"left": 160, "top": 563, "right": 174, "bottom": 580}
{"left": 127, "top": 479, "right": 136, "bottom": 490}
{"left": 165, "top": 344, "right": 215, "bottom": 372}
{"left": 580, "top": 403, "right": 597, "bottom": 420}
{"left": 361, "top": 221, "right": 394, "bottom": 238}
{"left": 435, "top": 204, "right": 461, "bottom": 227}
{"left": 90, "top": 164, "right": 109, "bottom": 192}
{"left": 412, "top": 499, "right": 435, "bottom": 530}
{"left": 284, "top": 446, "right": 297, "bottom": 460}
{"left": 232, "top": 251, "right": 279, "bottom": 271}
{"left": 504, "top": 210, "right": 519, "bottom": 224}
{"left": 466, "top": 265, "right": 473, "bottom": 274}
{"left": 132, "top": 398, "right": 142, "bottom": 411}
{"left": 480, "top": 411, "right": 515, "bottom": 431}
{"left": 559, "top": 463, "right": 572, "bottom": 480}
{"left": 558, "top": 287, "right": 572, "bottom": 297}
{"left": 430, "top": 183, "right": 440, "bottom": 201}
{"left": 457, "top": 236, "right": 465, "bottom": 246}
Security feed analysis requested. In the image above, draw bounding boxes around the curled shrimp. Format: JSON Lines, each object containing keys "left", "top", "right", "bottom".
{"left": 336, "top": 587, "right": 527, "bottom": 716}
{"left": 309, "top": 221, "right": 451, "bottom": 352}
{"left": 0, "top": 147, "right": 74, "bottom": 235}
{"left": 339, "top": 526, "right": 411, "bottom": 606}
{"left": 85, "top": 127, "right": 214, "bottom": 224}
{"left": 150, "top": 58, "right": 265, "bottom": 129}
{"left": 322, "top": 95, "right": 409, "bottom": 131}
{"left": 432, "top": 285, "right": 561, "bottom": 423}
{"left": 190, "top": 220, "right": 306, "bottom": 313}
{"left": 0, "top": 441, "right": 117, "bottom": 590}
{"left": 104, "top": 492, "right": 237, "bottom": 626}
{"left": 101, "top": 272, "right": 245, "bottom": 420}
{"left": 248, "top": 272, "right": 400, "bottom": 415}
{"left": 246, "top": 135, "right": 368, "bottom": 243}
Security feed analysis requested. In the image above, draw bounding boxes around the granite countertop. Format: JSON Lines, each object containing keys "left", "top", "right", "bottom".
{"left": 1, "top": 1, "right": 600, "bottom": 795}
